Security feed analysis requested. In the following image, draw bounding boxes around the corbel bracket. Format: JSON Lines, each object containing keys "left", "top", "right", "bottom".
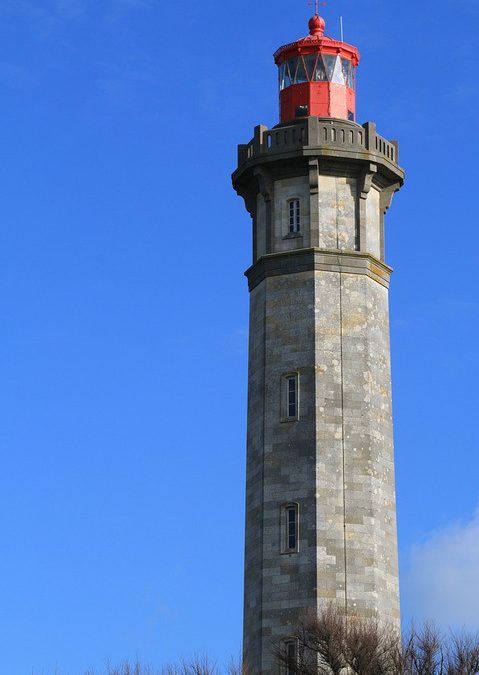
{"left": 358, "top": 163, "right": 377, "bottom": 252}
{"left": 308, "top": 159, "right": 319, "bottom": 247}
{"left": 359, "top": 163, "right": 378, "bottom": 200}
{"left": 309, "top": 159, "right": 319, "bottom": 195}
{"left": 241, "top": 165, "right": 273, "bottom": 219}
{"left": 254, "top": 166, "right": 273, "bottom": 203}
{"left": 253, "top": 166, "right": 274, "bottom": 254}
{"left": 243, "top": 190, "right": 256, "bottom": 217}
{"left": 380, "top": 182, "right": 401, "bottom": 215}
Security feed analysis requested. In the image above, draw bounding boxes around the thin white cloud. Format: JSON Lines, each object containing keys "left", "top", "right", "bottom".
{"left": 401, "top": 508, "right": 479, "bottom": 629}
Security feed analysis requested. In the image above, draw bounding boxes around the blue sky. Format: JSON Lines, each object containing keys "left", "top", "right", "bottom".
{"left": 0, "top": 0, "right": 478, "bottom": 673}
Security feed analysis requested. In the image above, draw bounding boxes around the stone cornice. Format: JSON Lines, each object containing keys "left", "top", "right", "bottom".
{"left": 233, "top": 118, "right": 404, "bottom": 192}
{"left": 245, "top": 248, "right": 393, "bottom": 291}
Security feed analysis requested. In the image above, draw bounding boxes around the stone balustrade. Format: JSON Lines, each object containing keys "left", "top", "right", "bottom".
{"left": 237, "top": 117, "right": 400, "bottom": 172}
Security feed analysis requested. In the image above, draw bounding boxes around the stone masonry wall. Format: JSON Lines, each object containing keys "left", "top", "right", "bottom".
{"left": 316, "top": 175, "right": 357, "bottom": 251}
{"left": 239, "top": 129, "right": 403, "bottom": 673}
{"left": 244, "top": 266, "right": 399, "bottom": 673}
{"left": 244, "top": 280, "right": 266, "bottom": 667}
{"left": 341, "top": 273, "right": 399, "bottom": 623}
{"left": 365, "top": 187, "right": 381, "bottom": 259}
{"left": 273, "top": 176, "right": 311, "bottom": 252}
{"left": 254, "top": 173, "right": 382, "bottom": 262}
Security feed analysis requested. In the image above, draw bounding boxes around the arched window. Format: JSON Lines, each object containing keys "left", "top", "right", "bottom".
{"left": 288, "top": 199, "right": 301, "bottom": 233}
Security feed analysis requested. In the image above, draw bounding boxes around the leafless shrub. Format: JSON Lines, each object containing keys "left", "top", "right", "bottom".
{"left": 97, "top": 656, "right": 218, "bottom": 675}
{"left": 401, "top": 625, "right": 479, "bottom": 675}
{"left": 43, "top": 624, "right": 479, "bottom": 675}
{"left": 401, "top": 624, "right": 445, "bottom": 675}
{"left": 274, "top": 605, "right": 400, "bottom": 675}
{"left": 156, "top": 656, "right": 216, "bottom": 675}
{"left": 274, "top": 605, "right": 479, "bottom": 675}
{"left": 226, "top": 654, "right": 250, "bottom": 675}
{"left": 79, "top": 653, "right": 246, "bottom": 675}
{"left": 161, "top": 653, "right": 248, "bottom": 675}
{"left": 106, "top": 660, "right": 159, "bottom": 675}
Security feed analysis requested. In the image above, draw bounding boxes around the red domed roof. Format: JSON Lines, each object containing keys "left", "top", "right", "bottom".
{"left": 274, "top": 15, "right": 360, "bottom": 66}
{"left": 308, "top": 14, "right": 325, "bottom": 37}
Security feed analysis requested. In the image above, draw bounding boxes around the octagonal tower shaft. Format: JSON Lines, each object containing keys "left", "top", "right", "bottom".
{"left": 234, "top": 114, "right": 404, "bottom": 674}
{"left": 233, "top": 16, "right": 404, "bottom": 674}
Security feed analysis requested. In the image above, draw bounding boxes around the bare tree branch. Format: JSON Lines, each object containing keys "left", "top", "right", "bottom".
{"left": 273, "top": 606, "right": 479, "bottom": 675}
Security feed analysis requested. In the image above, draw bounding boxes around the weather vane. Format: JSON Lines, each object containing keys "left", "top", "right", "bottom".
{"left": 308, "top": 0, "right": 327, "bottom": 14}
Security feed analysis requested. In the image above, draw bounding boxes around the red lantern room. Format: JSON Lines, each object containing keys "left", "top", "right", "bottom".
{"left": 274, "top": 13, "right": 360, "bottom": 123}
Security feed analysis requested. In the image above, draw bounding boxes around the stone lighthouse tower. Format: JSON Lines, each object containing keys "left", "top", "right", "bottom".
{"left": 232, "top": 10, "right": 404, "bottom": 675}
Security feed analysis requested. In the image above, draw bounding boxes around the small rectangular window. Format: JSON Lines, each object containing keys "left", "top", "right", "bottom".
{"left": 284, "top": 639, "right": 298, "bottom": 675}
{"left": 282, "top": 373, "right": 299, "bottom": 421}
{"left": 287, "top": 507, "right": 297, "bottom": 550}
{"left": 288, "top": 377, "right": 296, "bottom": 417}
{"left": 281, "top": 503, "right": 299, "bottom": 554}
{"left": 288, "top": 199, "right": 301, "bottom": 233}
{"left": 294, "top": 104, "right": 308, "bottom": 118}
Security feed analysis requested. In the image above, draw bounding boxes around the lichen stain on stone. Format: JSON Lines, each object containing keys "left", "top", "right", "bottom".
{"left": 370, "top": 262, "right": 387, "bottom": 279}
{"left": 342, "top": 311, "right": 367, "bottom": 333}
{"left": 318, "top": 325, "right": 339, "bottom": 336}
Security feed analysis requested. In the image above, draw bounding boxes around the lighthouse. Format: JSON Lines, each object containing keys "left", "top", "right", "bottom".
{"left": 232, "top": 10, "right": 405, "bottom": 674}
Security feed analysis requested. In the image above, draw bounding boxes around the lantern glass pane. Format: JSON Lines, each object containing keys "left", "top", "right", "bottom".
{"left": 348, "top": 66, "right": 355, "bottom": 90}
{"left": 313, "top": 55, "right": 328, "bottom": 81}
{"left": 279, "top": 63, "right": 286, "bottom": 90}
{"left": 283, "top": 61, "right": 292, "bottom": 88}
{"left": 331, "top": 56, "right": 345, "bottom": 84}
{"left": 295, "top": 57, "right": 308, "bottom": 84}
{"left": 341, "top": 58, "right": 351, "bottom": 84}
{"left": 304, "top": 54, "right": 317, "bottom": 81}
{"left": 287, "top": 58, "right": 298, "bottom": 84}
{"left": 323, "top": 54, "right": 336, "bottom": 81}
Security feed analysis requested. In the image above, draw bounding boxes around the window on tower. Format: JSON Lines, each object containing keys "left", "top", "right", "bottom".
{"left": 295, "top": 105, "right": 309, "bottom": 118}
{"left": 288, "top": 199, "right": 301, "bottom": 233}
{"left": 287, "top": 507, "right": 297, "bottom": 550}
{"left": 287, "top": 376, "right": 297, "bottom": 417}
{"left": 283, "top": 639, "right": 298, "bottom": 675}
{"left": 282, "top": 372, "right": 299, "bottom": 421}
{"left": 281, "top": 504, "right": 299, "bottom": 554}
